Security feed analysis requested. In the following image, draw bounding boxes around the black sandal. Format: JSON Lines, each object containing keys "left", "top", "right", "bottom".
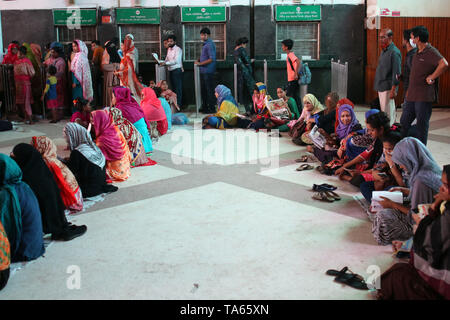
{"left": 327, "top": 267, "right": 369, "bottom": 290}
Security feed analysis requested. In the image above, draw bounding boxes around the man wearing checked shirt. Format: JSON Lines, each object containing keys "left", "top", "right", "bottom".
{"left": 160, "top": 35, "right": 184, "bottom": 109}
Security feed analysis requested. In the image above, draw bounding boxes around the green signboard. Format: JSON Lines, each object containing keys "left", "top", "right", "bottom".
{"left": 53, "top": 9, "right": 97, "bottom": 26}
{"left": 275, "top": 5, "right": 321, "bottom": 21}
{"left": 181, "top": 6, "right": 226, "bottom": 23}
{"left": 116, "top": 8, "right": 160, "bottom": 24}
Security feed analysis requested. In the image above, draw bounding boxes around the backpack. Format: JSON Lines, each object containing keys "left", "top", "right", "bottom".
{"left": 287, "top": 56, "right": 312, "bottom": 85}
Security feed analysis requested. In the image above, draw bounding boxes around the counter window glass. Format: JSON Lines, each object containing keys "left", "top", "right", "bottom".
{"left": 183, "top": 23, "right": 225, "bottom": 61}
{"left": 276, "top": 22, "right": 320, "bottom": 60}
{"left": 119, "top": 25, "right": 161, "bottom": 62}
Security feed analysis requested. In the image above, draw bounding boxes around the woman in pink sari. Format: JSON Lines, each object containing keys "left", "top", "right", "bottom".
{"left": 140, "top": 87, "right": 168, "bottom": 139}
{"left": 14, "top": 46, "right": 35, "bottom": 124}
{"left": 44, "top": 42, "right": 67, "bottom": 121}
{"left": 90, "top": 110, "right": 131, "bottom": 182}
{"left": 115, "top": 37, "right": 142, "bottom": 104}
{"left": 70, "top": 40, "right": 93, "bottom": 103}
{"left": 156, "top": 80, "right": 180, "bottom": 114}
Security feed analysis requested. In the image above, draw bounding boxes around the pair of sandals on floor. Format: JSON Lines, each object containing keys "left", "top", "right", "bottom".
{"left": 295, "top": 154, "right": 315, "bottom": 171}
{"left": 311, "top": 183, "right": 341, "bottom": 202}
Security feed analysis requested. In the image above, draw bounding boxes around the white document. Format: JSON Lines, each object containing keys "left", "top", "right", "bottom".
{"left": 370, "top": 191, "right": 403, "bottom": 213}
{"left": 309, "top": 125, "right": 326, "bottom": 149}
{"left": 152, "top": 53, "right": 163, "bottom": 64}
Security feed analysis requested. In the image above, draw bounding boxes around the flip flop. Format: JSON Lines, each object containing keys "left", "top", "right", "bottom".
{"left": 334, "top": 272, "right": 369, "bottom": 290}
{"left": 296, "top": 164, "right": 314, "bottom": 171}
{"left": 325, "top": 190, "right": 341, "bottom": 201}
{"left": 295, "top": 155, "right": 310, "bottom": 163}
{"left": 326, "top": 266, "right": 348, "bottom": 277}
{"left": 312, "top": 191, "right": 334, "bottom": 202}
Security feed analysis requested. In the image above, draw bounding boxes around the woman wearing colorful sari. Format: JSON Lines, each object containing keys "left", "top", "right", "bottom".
{"left": 31, "top": 136, "right": 83, "bottom": 212}
{"left": 140, "top": 87, "right": 168, "bottom": 139}
{"left": 115, "top": 37, "right": 142, "bottom": 104}
{"left": 44, "top": 42, "right": 67, "bottom": 120}
{"left": 377, "top": 166, "right": 450, "bottom": 300}
{"left": 64, "top": 122, "right": 118, "bottom": 198}
{"left": 23, "top": 43, "right": 42, "bottom": 117}
{"left": 0, "top": 221, "right": 10, "bottom": 291}
{"left": 107, "top": 107, "right": 154, "bottom": 167}
{"left": 14, "top": 46, "right": 35, "bottom": 124}
{"left": 287, "top": 94, "right": 324, "bottom": 144}
{"left": 0, "top": 154, "right": 45, "bottom": 263}
{"left": 1, "top": 43, "right": 19, "bottom": 65}
{"left": 247, "top": 82, "right": 272, "bottom": 131}
{"left": 203, "top": 85, "right": 239, "bottom": 129}
{"left": 372, "top": 137, "right": 442, "bottom": 246}
{"left": 70, "top": 40, "right": 93, "bottom": 103}
{"left": 102, "top": 38, "right": 121, "bottom": 107}
{"left": 156, "top": 80, "right": 180, "bottom": 114}
{"left": 111, "top": 86, "right": 153, "bottom": 153}
{"left": 91, "top": 110, "right": 131, "bottom": 182}
{"left": 11, "top": 144, "right": 87, "bottom": 241}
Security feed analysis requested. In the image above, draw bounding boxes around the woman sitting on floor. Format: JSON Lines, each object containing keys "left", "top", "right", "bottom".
{"left": 288, "top": 94, "right": 324, "bottom": 145}
{"left": 264, "top": 86, "right": 300, "bottom": 132}
{"left": 247, "top": 82, "right": 273, "bottom": 131}
{"left": 11, "top": 144, "right": 87, "bottom": 241}
{"left": 0, "top": 221, "right": 10, "bottom": 291}
{"left": 371, "top": 137, "right": 442, "bottom": 246}
{"left": 332, "top": 111, "right": 390, "bottom": 177}
{"left": 377, "top": 164, "right": 450, "bottom": 300}
{"left": 111, "top": 86, "right": 153, "bottom": 154}
{"left": 153, "top": 87, "right": 172, "bottom": 131}
{"left": 90, "top": 110, "right": 131, "bottom": 182}
{"left": 107, "top": 107, "right": 155, "bottom": 167}
{"left": 306, "top": 92, "right": 340, "bottom": 136}
{"left": 70, "top": 98, "right": 92, "bottom": 128}
{"left": 140, "top": 87, "right": 168, "bottom": 139}
{"left": 357, "top": 129, "right": 406, "bottom": 204}
{"left": 156, "top": 80, "right": 180, "bottom": 114}
{"left": 307, "top": 104, "right": 362, "bottom": 165}
{"left": 63, "top": 123, "right": 118, "bottom": 198}
{"left": 31, "top": 136, "right": 83, "bottom": 213}
{"left": 203, "top": 85, "right": 239, "bottom": 130}
{"left": 0, "top": 154, "right": 45, "bottom": 263}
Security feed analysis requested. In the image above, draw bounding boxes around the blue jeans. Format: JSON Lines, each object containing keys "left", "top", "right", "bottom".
{"left": 169, "top": 68, "right": 183, "bottom": 108}
{"left": 400, "top": 101, "right": 432, "bottom": 145}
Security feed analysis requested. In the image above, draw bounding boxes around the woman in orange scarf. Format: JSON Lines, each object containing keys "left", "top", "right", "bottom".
{"left": 140, "top": 87, "right": 168, "bottom": 139}
{"left": 115, "top": 37, "right": 143, "bottom": 104}
{"left": 31, "top": 136, "right": 83, "bottom": 212}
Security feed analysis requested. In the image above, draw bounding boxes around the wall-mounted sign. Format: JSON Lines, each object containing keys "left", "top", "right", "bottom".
{"left": 53, "top": 9, "right": 97, "bottom": 26}
{"left": 116, "top": 8, "right": 160, "bottom": 24}
{"left": 181, "top": 6, "right": 227, "bottom": 23}
{"left": 275, "top": 5, "right": 321, "bottom": 21}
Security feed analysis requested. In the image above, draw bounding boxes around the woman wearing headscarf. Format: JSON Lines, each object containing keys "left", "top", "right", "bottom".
{"left": 335, "top": 98, "right": 355, "bottom": 133}
{"left": 306, "top": 92, "right": 339, "bottom": 135}
{"left": 1, "top": 43, "right": 19, "bottom": 65}
{"left": 247, "top": 82, "right": 272, "bottom": 131}
{"left": 64, "top": 122, "right": 119, "bottom": 198}
{"left": 0, "top": 153, "right": 45, "bottom": 263}
{"left": 90, "top": 110, "right": 131, "bottom": 182}
{"left": 111, "top": 86, "right": 153, "bottom": 153}
{"left": 23, "top": 43, "right": 43, "bottom": 119}
{"left": 44, "top": 42, "right": 67, "bottom": 120}
{"left": 107, "top": 107, "right": 155, "bottom": 167}
{"left": 70, "top": 40, "right": 93, "bottom": 103}
{"left": 140, "top": 87, "right": 168, "bottom": 139}
{"left": 372, "top": 137, "right": 442, "bottom": 246}
{"left": 31, "top": 136, "right": 83, "bottom": 212}
{"left": 377, "top": 164, "right": 450, "bottom": 300}
{"left": 10, "top": 144, "right": 87, "bottom": 241}
{"left": 115, "top": 37, "right": 142, "bottom": 104}
{"left": 14, "top": 46, "right": 35, "bottom": 124}
{"left": 0, "top": 221, "right": 10, "bottom": 291}
{"left": 309, "top": 104, "right": 362, "bottom": 164}
{"left": 102, "top": 38, "right": 121, "bottom": 107}
{"left": 288, "top": 94, "right": 324, "bottom": 144}
{"left": 156, "top": 80, "right": 179, "bottom": 114}
{"left": 203, "top": 85, "right": 239, "bottom": 129}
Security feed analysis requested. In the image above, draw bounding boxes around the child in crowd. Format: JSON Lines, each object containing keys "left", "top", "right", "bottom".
{"left": 149, "top": 80, "right": 156, "bottom": 88}
{"left": 153, "top": 87, "right": 172, "bottom": 131}
{"left": 41, "top": 65, "right": 59, "bottom": 123}
{"left": 71, "top": 98, "right": 92, "bottom": 128}
{"left": 156, "top": 80, "right": 179, "bottom": 114}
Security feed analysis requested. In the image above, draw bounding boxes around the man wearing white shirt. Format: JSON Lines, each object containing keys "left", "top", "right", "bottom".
{"left": 160, "top": 35, "right": 183, "bottom": 108}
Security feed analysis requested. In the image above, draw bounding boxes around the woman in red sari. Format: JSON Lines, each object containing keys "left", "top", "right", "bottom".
{"left": 2, "top": 43, "right": 19, "bottom": 65}
{"left": 14, "top": 46, "right": 35, "bottom": 124}
{"left": 115, "top": 37, "right": 143, "bottom": 104}
{"left": 140, "top": 87, "right": 168, "bottom": 139}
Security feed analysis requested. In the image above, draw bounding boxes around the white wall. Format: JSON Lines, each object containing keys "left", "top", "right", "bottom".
{"left": 0, "top": 0, "right": 364, "bottom": 10}
{"left": 370, "top": 0, "right": 450, "bottom": 17}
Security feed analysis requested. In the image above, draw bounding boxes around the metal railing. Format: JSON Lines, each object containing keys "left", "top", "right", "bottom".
{"left": 0, "top": 64, "right": 15, "bottom": 115}
{"left": 194, "top": 63, "right": 201, "bottom": 117}
{"left": 331, "top": 59, "right": 348, "bottom": 99}
{"left": 155, "top": 64, "right": 167, "bottom": 84}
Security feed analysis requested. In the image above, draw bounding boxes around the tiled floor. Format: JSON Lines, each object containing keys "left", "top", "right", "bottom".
{"left": 0, "top": 106, "right": 449, "bottom": 300}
